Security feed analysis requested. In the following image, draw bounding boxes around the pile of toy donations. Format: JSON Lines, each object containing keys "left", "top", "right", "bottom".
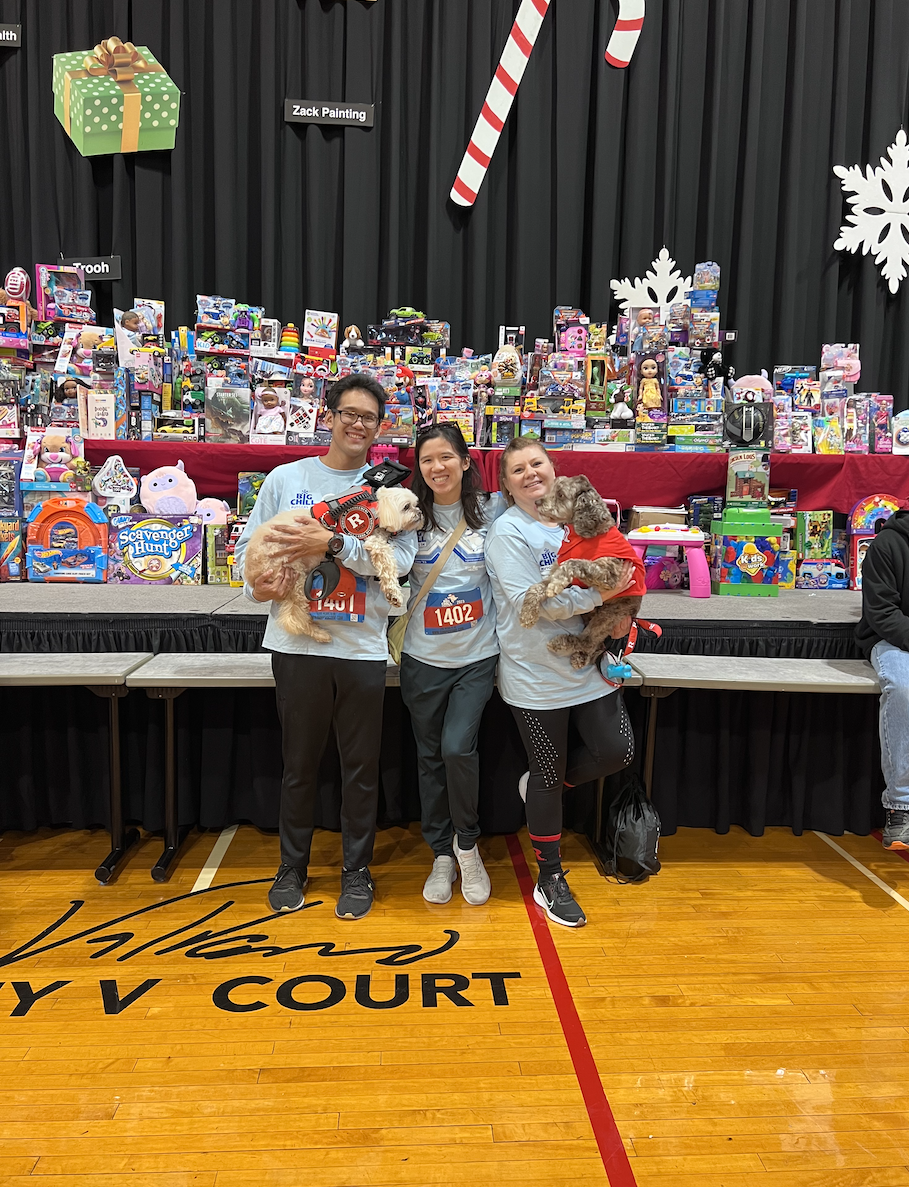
{"left": 0, "top": 259, "right": 902, "bottom": 589}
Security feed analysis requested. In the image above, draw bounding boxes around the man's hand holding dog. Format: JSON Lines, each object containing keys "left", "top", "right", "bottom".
{"left": 250, "top": 566, "right": 295, "bottom": 603}
{"left": 264, "top": 516, "right": 334, "bottom": 562}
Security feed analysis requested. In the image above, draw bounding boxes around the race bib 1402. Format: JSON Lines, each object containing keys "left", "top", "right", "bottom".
{"left": 423, "top": 588, "right": 483, "bottom": 634}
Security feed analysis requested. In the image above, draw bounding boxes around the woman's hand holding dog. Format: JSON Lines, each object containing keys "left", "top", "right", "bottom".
{"left": 264, "top": 516, "right": 334, "bottom": 562}
{"left": 600, "top": 561, "right": 637, "bottom": 600}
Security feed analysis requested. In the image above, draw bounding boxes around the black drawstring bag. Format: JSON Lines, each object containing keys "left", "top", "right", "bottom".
{"left": 603, "top": 774, "right": 662, "bottom": 883}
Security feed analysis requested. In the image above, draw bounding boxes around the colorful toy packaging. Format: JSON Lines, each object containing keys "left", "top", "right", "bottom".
{"left": 871, "top": 394, "right": 894, "bottom": 453}
{"left": 205, "top": 522, "right": 234, "bottom": 584}
{"left": 795, "top": 511, "right": 833, "bottom": 560}
{"left": 711, "top": 506, "right": 781, "bottom": 597}
{"left": 847, "top": 494, "right": 900, "bottom": 590}
{"left": 237, "top": 472, "right": 266, "bottom": 516}
{"left": 0, "top": 518, "right": 22, "bottom": 580}
{"left": 25, "top": 497, "right": 108, "bottom": 582}
{"left": 795, "top": 559, "right": 849, "bottom": 589}
{"left": 726, "top": 450, "right": 770, "bottom": 505}
{"left": 107, "top": 513, "right": 203, "bottom": 584}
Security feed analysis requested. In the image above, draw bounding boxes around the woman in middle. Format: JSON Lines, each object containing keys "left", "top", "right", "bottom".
{"left": 399, "top": 423, "right": 505, "bottom": 906}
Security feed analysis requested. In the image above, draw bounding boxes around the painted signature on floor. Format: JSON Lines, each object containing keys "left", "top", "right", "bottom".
{"left": 0, "top": 878, "right": 460, "bottom": 968}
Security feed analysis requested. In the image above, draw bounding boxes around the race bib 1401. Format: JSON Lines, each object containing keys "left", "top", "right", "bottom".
{"left": 424, "top": 588, "right": 483, "bottom": 634}
{"left": 309, "top": 565, "right": 367, "bottom": 622}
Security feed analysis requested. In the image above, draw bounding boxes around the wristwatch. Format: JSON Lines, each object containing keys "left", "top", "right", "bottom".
{"left": 327, "top": 533, "right": 345, "bottom": 556}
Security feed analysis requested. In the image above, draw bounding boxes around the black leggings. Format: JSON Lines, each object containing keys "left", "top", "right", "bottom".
{"left": 511, "top": 692, "right": 634, "bottom": 837}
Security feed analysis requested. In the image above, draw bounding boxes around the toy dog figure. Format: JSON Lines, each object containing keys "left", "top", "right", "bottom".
{"left": 243, "top": 485, "right": 423, "bottom": 643}
{"left": 520, "top": 475, "right": 647, "bottom": 668}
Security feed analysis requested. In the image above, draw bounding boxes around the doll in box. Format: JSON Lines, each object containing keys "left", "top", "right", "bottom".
{"left": 253, "top": 387, "right": 287, "bottom": 435}
{"left": 634, "top": 354, "right": 665, "bottom": 421}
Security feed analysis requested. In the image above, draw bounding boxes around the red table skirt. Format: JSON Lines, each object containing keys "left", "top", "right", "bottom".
{"left": 83, "top": 441, "right": 909, "bottom": 514}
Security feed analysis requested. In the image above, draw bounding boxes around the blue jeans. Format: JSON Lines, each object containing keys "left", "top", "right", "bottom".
{"left": 870, "top": 640, "right": 909, "bottom": 810}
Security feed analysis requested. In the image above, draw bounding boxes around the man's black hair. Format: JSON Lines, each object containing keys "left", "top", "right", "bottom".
{"left": 325, "top": 372, "right": 386, "bottom": 420}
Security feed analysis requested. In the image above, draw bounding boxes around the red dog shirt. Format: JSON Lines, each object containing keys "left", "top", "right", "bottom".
{"left": 558, "top": 524, "right": 647, "bottom": 596}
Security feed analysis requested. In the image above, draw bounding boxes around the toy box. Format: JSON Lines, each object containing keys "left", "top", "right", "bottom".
{"left": 226, "top": 518, "right": 248, "bottom": 586}
{"left": 711, "top": 506, "right": 781, "bottom": 596}
{"left": 205, "top": 522, "right": 234, "bottom": 584}
{"left": 795, "top": 510, "right": 833, "bottom": 559}
{"left": 726, "top": 450, "right": 770, "bottom": 505}
{"left": 790, "top": 411, "right": 813, "bottom": 453}
{"left": 53, "top": 41, "right": 181, "bottom": 156}
{"left": 0, "top": 518, "right": 22, "bottom": 580}
{"left": 870, "top": 394, "right": 893, "bottom": 453}
{"left": 847, "top": 493, "right": 900, "bottom": 590}
{"left": 25, "top": 497, "right": 108, "bottom": 582}
{"left": 238, "top": 472, "right": 266, "bottom": 516}
{"left": 777, "top": 550, "right": 796, "bottom": 589}
{"left": 0, "top": 451, "right": 23, "bottom": 516}
{"left": 34, "top": 264, "right": 91, "bottom": 323}
{"left": 893, "top": 411, "right": 909, "bottom": 455}
{"left": 813, "top": 415, "right": 844, "bottom": 454}
{"left": 795, "top": 559, "right": 849, "bottom": 589}
{"left": 108, "top": 513, "right": 202, "bottom": 584}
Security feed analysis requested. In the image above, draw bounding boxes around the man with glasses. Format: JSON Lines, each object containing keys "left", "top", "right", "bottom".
{"left": 235, "top": 374, "right": 417, "bottom": 919}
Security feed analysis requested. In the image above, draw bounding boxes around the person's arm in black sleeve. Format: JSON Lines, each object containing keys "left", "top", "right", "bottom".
{"left": 861, "top": 539, "right": 909, "bottom": 651}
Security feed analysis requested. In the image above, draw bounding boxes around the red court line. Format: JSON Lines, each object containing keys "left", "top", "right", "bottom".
{"left": 506, "top": 833, "right": 638, "bottom": 1187}
{"left": 872, "top": 830, "right": 909, "bottom": 862}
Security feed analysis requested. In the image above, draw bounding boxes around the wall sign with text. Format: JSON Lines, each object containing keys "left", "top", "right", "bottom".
{"left": 284, "top": 99, "right": 374, "bottom": 128}
{"left": 60, "top": 254, "right": 122, "bottom": 281}
{"left": 0, "top": 24, "right": 21, "bottom": 47}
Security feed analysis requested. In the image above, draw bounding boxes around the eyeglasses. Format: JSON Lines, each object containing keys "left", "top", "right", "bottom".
{"left": 334, "top": 408, "right": 380, "bottom": 428}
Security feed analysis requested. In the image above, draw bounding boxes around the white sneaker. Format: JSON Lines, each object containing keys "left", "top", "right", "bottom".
{"left": 453, "top": 837, "right": 491, "bottom": 905}
{"left": 518, "top": 771, "right": 529, "bottom": 802}
{"left": 423, "top": 855, "right": 457, "bottom": 904}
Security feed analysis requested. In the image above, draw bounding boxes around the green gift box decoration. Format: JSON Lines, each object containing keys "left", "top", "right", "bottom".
{"left": 52, "top": 37, "right": 180, "bottom": 156}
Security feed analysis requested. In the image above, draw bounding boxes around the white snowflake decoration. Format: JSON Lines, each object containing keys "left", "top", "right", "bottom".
{"left": 610, "top": 247, "right": 692, "bottom": 313}
{"left": 834, "top": 129, "right": 909, "bottom": 294}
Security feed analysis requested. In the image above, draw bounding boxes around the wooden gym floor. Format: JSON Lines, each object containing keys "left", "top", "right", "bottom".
{"left": 2, "top": 823, "right": 909, "bottom": 1186}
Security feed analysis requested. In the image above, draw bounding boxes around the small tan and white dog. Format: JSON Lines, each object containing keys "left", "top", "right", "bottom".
{"left": 243, "top": 485, "right": 423, "bottom": 642}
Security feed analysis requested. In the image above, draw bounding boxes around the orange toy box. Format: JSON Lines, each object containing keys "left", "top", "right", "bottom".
{"left": 25, "top": 497, "right": 108, "bottom": 582}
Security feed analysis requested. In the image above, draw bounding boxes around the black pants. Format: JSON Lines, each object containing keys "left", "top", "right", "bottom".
{"left": 511, "top": 691, "right": 634, "bottom": 837}
{"left": 271, "top": 651, "right": 387, "bottom": 872}
{"left": 399, "top": 653, "right": 498, "bottom": 856}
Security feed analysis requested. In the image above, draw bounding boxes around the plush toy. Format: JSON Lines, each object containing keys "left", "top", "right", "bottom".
{"left": 731, "top": 371, "right": 774, "bottom": 404}
{"left": 34, "top": 429, "right": 78, "bottom": 482}
{"left": 140, "top": 460, "right": 198, "bottom": 515}
{"left": 195, "top": 497, "right": 231, "bottom": 524}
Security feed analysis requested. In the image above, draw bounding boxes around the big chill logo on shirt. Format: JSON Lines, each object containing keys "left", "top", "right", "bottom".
{"left": 290, "top": 490, "right": 316, "bottom": 508}
{"left": 539, "top": 549, "right": 559, "bottom": 571}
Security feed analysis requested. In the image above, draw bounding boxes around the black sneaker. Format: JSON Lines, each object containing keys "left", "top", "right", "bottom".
{"left": 336, "top": 866, "right": 375, "bottom": 920}
{"left": 883, "top": 809, "right": 909, "bottom": 850}
{"left": 533, "top": 870, "right": 587, "bottom": 928}
{"left": 268, "top": 863, "right": 308, "bottom": 912}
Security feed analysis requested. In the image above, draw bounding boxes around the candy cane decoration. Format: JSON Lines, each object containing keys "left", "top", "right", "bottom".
{"left": 450, "top": 0, "right": 551, "bottom": 207}
{"left": 451, "top": 0, "right": 646, "bottom": 207}
{"left": 605, "top": 0, "right": 645, "bottom": 68}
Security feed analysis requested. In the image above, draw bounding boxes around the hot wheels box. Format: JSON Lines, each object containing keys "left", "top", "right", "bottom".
{"left": 108, "top": 513, "right": 202, "bottom": 584}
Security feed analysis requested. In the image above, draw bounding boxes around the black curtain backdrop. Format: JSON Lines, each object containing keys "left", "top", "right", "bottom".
{"left": 0, "top": 1, "right": 908, "bottom": 396}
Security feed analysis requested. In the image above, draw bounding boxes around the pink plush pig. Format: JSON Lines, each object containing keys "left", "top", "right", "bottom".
{"left": 140, "top": 460, "right": 199, "bottom": 515}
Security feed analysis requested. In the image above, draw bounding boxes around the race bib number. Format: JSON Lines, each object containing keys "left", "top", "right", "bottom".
{"left": 424, "top": 588, "right": 483, "bottom": 634}
{"left": 309, "top": 565, "right": 367, "bottom": 622}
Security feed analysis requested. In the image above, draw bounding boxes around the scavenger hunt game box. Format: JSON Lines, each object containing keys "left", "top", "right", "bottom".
{"left": 107, "top": 513, "right": 202, "bottom": 584}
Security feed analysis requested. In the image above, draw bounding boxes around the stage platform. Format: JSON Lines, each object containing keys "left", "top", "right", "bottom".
{"left": 0, "top": 584, "right": 881, "bottom": 844}
{"left": 0, "top": 585, "right": 865, "bottom": 658}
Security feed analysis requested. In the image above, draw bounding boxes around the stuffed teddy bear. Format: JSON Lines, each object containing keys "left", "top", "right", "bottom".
{"left": 34, "top": 430, "right": 77, "bottom": 483}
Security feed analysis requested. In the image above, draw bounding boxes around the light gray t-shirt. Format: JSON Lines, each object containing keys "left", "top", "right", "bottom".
{"left": 485, "top": 505, "right": 614, "bottom": 710}
{"left": 234, "top": 455, "right": 417, "bottom": 661}
{"left": 402, "top": 494, "right": 506, "bottom": 669}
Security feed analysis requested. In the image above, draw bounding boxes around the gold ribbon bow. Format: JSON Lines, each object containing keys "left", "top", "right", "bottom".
{"left": 63, "top": 36, "right": 164, "bottom": 154}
